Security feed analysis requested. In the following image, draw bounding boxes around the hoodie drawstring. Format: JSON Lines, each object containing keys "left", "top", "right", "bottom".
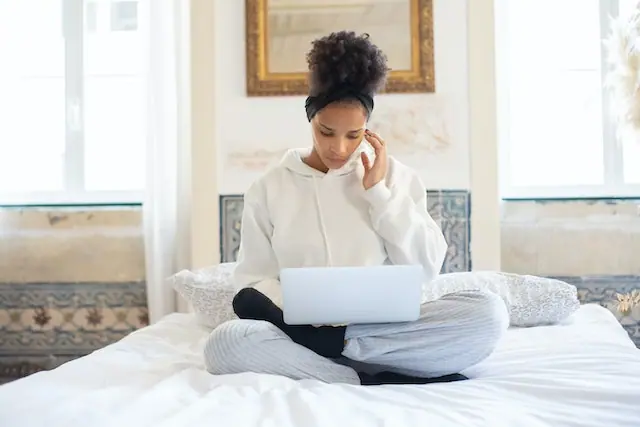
{"left": 312, "top": 176, "right": 333, "bottom": 267}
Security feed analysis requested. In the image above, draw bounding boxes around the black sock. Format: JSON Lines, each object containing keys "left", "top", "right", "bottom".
{"left": 232, "top": 288, "right": 347, "bottom": 358}
{"left": 358, "top": 371, "right": 468, "bottom": 386}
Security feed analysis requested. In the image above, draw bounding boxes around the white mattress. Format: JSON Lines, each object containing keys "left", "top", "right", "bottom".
{"left": 1, "top": 304, "right": 639, "bottom": 427}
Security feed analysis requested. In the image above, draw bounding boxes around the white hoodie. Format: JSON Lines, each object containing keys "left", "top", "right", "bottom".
{"left": 233, "top": 146, "right": 448, "bottom": 307}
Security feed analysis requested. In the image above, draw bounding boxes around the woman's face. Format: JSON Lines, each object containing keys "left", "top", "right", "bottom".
{"left": 311, "top": 102, "right": 367, "bottom": 170}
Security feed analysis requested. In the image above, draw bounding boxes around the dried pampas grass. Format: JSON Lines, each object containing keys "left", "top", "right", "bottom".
{"left": 604, "top": 4, "right": 640, "bottom": 142}
{"left": 617, "top": 290, "right": 640, "bottom": 315}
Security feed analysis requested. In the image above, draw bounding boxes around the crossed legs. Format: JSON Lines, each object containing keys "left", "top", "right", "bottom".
{"left": 204, "top": 288, "right": 508, "bottom": 385}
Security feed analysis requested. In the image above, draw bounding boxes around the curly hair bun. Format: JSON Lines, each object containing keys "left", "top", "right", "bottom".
{"left": 306, "top": 31, "right": 389, "bottom": 97}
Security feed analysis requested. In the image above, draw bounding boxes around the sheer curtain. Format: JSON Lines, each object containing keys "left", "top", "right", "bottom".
{"left": 605, "top": 1, "right": 640, "bottom": 137}
{"left": 143, "top": 0, "right": 191, "bottom": 323}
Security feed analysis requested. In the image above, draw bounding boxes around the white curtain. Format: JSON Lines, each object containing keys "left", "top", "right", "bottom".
{"left": 605, "top": 1, "right": 640, "bottom": 138}
{"left": 143, "top": 0, "right": 191, "bottom": 324}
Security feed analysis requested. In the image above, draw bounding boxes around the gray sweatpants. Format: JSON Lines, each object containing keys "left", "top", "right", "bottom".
{"left": 203, "top": 290, "right": 509, "bottom": 385}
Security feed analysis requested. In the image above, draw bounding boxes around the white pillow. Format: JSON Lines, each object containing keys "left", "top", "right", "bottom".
{"left": 169, "top": 265, "right": 579, "bottom": 328}
{"left": 423, "top": 272, "right": 580, "bottom": 327}
{"left": 169, "top": 263, "right": 238, "bottom": 328}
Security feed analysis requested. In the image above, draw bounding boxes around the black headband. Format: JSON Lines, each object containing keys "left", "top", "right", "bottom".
{"left": 305, "top": 86, "right": 374, "bottom": 122}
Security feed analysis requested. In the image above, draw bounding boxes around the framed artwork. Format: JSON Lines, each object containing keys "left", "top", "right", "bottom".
{"left": 245, "top": 0, "right": 435, "bottom": 96}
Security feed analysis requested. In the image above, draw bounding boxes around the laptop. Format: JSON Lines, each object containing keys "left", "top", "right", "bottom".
{"left": 280, "top": 265, "right": 423, "bottom": 325}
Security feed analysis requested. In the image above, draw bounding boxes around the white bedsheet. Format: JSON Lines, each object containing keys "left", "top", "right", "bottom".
{"left": 1, "top": 304, "right": 639, "bottom": 427}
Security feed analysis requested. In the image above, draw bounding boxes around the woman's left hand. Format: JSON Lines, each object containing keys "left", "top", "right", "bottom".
{"left": 361, "top": 130, "right": 388, "bottom": 190}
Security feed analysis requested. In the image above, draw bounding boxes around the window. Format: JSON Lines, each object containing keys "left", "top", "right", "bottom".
{"left": 497, "top": 0, "right": 640, "bottom": 199}
{"left": 0, "top": 0, "right": 145, "bottom": 205}
{"left": 110, "top": 1, "right": 138, "bottom": 31}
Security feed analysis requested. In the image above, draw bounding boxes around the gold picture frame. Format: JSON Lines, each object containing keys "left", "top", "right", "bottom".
{"left": 245, "top": 0, "right": 435, "bottom": 96}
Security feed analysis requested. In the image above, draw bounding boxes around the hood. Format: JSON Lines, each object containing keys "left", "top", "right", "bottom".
{"left": 280, "top": 143, "right": 374, "bottom": 178}
{"left": 277, "top": 143, "right": 374, "bottom": 268}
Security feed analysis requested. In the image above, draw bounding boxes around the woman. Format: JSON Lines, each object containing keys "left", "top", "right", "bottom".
{"left": 204, "top": 31, "right": 508, "bottom": 385}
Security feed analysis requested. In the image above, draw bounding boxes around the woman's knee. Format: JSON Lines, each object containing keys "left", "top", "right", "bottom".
{"left": 462, "top": 290, "right": 509, "bottom": 338}
{"left": 203, "top": 319, "right": 284, "bottom": 375}
{"left": 438, "top": 291, "right": 509, "bottom": 371}
{"left": 443, "top": 290, "right": 509, "bottom": 335}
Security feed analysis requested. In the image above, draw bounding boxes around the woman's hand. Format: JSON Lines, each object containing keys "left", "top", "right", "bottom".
{"left": 361, "top": 130, "right": 388, "bottom": 190}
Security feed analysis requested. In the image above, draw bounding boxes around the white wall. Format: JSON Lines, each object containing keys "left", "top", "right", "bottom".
{"left": 468, "top": 0, "right": 500, "bottom": 270}
{"left": 189, "top": 0, "right": 219, "bottom": 268}
{"left": 502, "top": 200, "right": 640, "bottom": 276}
{"left": 0, "top": 208, "right": 144, "bottom": 283}
{"left": 212, "top": 0, "right": 470, "bottom": 194}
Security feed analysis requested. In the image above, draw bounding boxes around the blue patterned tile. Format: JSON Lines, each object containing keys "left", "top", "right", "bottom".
{"left": 553, "top": 275, "right": 640, "bottom": 347}
{"left": 220, "top": 195, "right": 244, "bottom": 263}
{"left": 439, "top": 190, "right": 470, "bottom": 272}
{"left": 0, "top": 282, "right": 147, "bottom": 309}
{"left": 440, "top": 218, "right": 470, "bottom": 273}
{"left": 426, "top": 190, "right": 442, "bottom": 223}
{"left": 440, "top": 190, "right": 470, "bottom": 220}
{"left": 220, "top": 190, "right": 471, "bottom": 272}
{"left": 0, "top": 355, "right": 80, "bottom": 383}
{"left": 0, "top": 281, "right": 148, "bottom": 382}
{"left": 0, "top": 282, "right": 148, "bottom": 357}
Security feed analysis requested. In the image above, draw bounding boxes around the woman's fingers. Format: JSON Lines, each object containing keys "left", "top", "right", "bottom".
{"left": 361, "top": 131, "right": 388, "bottom": 190}
{"left": 361, "top": 151, "right": 371, "bottom": 171}
{"left": 365, "top": 130, "right": 386, "bottom": 156}
{"left": 365, "top": 129, "right": 383, "bottom": 142}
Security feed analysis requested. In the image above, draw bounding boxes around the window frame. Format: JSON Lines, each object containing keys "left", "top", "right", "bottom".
{"left": 497, "top": 0, "right": 640, "bottom": 200}
{"left": 0, "top": 0, "right": 145, "bottom": 207}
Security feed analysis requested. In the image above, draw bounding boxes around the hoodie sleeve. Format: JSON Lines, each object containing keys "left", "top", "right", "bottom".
{"left": 232, "top": 183, "right": 283, "bottom": 308}
{"left": 361, "top": 163, "right": 448, "bottom": 283}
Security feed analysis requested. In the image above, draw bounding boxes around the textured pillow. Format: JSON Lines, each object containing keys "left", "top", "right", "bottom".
{"left": 169, "top": 265, "right": 579, "bottom": 328}
{"left": 169, "top": 263, "right": 238, "bottom": 328}
{"left": 423, "top": 272, "right": 580, "bottom": 327}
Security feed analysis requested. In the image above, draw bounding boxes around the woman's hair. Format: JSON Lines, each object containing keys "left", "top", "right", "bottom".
{"left": 306, "top": 31, "right": 389, "bottom": 97}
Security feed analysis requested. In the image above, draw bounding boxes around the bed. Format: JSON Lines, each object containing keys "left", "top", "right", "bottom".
{"left": 1, "top": 304, "right": 639, "bottom": 427}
